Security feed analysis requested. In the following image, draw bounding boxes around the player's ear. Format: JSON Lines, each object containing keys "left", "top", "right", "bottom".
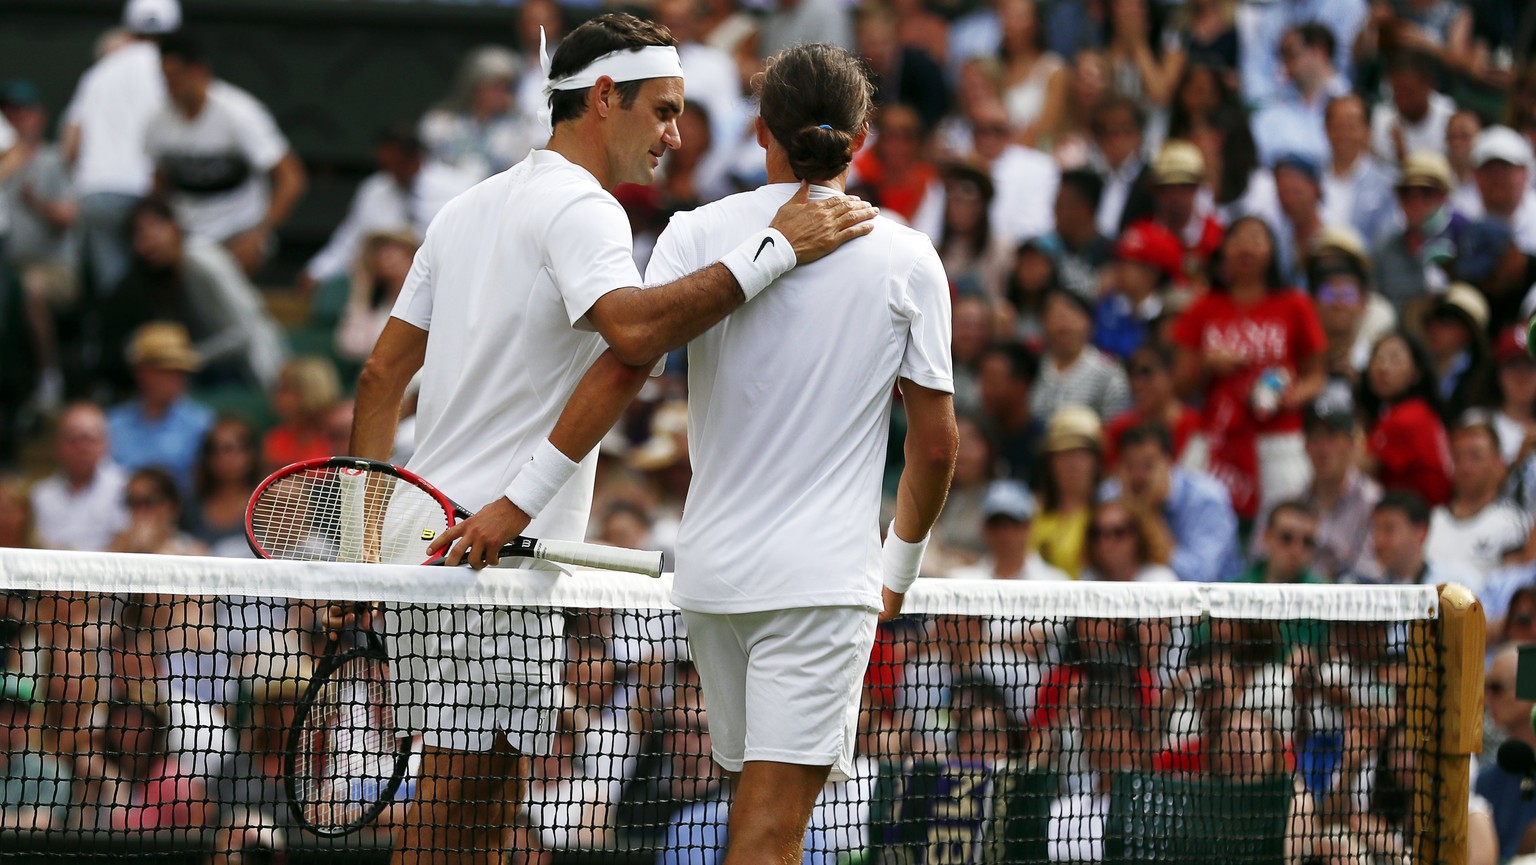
{"left": 754, "top": 116, "right": 770, "bottom": 149}
{"left": 852, "top": 122, "right": 871, "bottom": 153}
{"left": 592, "top": 76, "right": 617, "bottom": 118}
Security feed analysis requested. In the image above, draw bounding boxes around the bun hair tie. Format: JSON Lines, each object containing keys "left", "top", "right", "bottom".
{"left": 818, "top": 124, "right": 833, "bottom": 130}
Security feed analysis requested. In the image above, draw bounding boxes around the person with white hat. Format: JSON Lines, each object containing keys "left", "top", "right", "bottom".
{"left": 61, "top": 0, "right": 179, "bottom": 300}
{"left": 1471, "top": 125, "right": 1536, "bottom": 254}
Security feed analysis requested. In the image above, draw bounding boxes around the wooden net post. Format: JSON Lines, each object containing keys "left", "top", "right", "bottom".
{"left": 1411, "top": 583, "right": 1485, "bottom": 865}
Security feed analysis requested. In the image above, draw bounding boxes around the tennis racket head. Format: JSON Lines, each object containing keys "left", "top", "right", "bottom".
{"left": 284, "top": 631, "right": 411, "bottom": 837}
{"left": 247, "top": 457, "right": 465, "bottom": 566}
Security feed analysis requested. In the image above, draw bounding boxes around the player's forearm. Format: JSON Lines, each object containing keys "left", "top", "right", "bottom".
{"left": 350, "top": 318, "right": 427, "bottom": 460}
{"left": 546, "top": 350, "right": 654, "bottom": 463}
{"left": 892, "top": 388, "right": 958, "bottom": 542}
{"left": 590, "top": 264, "right": 744, "bottom": 366}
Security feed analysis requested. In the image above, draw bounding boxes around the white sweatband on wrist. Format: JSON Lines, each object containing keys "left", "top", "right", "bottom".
{"left": 718, "top": 228, "right": 795, "bottom": 302}
{"left": 881, "top": 521, "right": 929, "bottom": 594}
{"left": 504, "top": 439, "right": 580, "bottom": 519}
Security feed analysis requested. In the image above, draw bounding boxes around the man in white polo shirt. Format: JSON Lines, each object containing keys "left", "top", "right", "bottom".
{"left": 350, "top": 15, "right": 876, "bottom": 864}
{"left": 444, "top": 43, "right": 957, "bottom": 865}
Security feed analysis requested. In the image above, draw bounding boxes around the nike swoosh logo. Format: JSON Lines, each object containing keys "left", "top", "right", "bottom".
{"left": 753, "top": 236, "right": 775, "bottom": 262}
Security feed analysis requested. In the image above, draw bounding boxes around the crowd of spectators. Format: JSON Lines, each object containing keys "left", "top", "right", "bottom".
{"left": 2, "top": 0, "right": 1536, "bottom": 860}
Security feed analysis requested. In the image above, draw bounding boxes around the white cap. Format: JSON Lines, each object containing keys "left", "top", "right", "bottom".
{"left": 124, "top": 0, "right": 181, "bottom": 35}
{"left": 1473, "top": 125, "right": 1535, "bottom": 170}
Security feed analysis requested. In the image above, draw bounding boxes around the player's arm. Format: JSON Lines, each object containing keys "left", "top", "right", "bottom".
{"left": 350, "top": 317, "right": 427, "bottom": 461}
{"left": 586, "top": 181, "right": 877, "bottom": 366}
{"left": 882, "top": 380, "right": 958, "bottom": 621}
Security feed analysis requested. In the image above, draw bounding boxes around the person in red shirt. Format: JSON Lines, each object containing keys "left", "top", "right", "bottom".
{"left": 850, "top": 103, "right": 939, "bottom": 226}
{"left": 260, "top": 356, "right": 343, "bottom": 471}
{"left": 1356, "top": 330, "right": 1453, "bottom": 506}
{"left": 1170, "top": 216, "right": 1328, "bottom": 522}
{"left": 1104, "top": 342, "right": 1204, "bottom": 469}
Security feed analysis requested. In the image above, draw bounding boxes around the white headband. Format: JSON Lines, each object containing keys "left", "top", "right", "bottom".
{"left": 539, "top": 26, "right": 685, "bottom": 99}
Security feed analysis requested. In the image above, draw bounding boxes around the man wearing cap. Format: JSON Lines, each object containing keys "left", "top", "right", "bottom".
{"left": 1251, "top": 24, "right": 1352, "bottom": 167}
{"left": 946, "top": 480, "right": 1070, "bottom": 582}
{"left": 1493, "top": 326, "right": 1536, "bottom": 469}
{"left": 106, "top": 321, "right": 214, "bottom": 492}
{"left": 1321, "top": 94, "right": 1395, "bottom": 249}
{"left": 1421, "top": 283, "right": 1493, "bottom": 421}
{"left": 1121, "top": 141, "right": 1223, "bottom": 289}
{"left": 1471, "top": 125, "right": 1536, "bottom": 255}
{"left": 1371, "top": 150, "right": 1470, "bottom": 312}
{"left": 61, "top": 0, "right": 177, "bottom": 300}
{"left": 0, "top": 673, "right": 73, "bottom": 832}
{"left": 1307, "top": 226, "right": 1395, "bottom": 383}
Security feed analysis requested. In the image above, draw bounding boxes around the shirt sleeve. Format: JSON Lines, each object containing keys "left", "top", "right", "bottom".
{"left": 391, "top": 228, "right": 435, "bottom": 330}
{"left": 898, "top": 247, "right": 955, "bottom": 393}
{"left": 1167, "top": 300, "right": 1206, "bottom": 352}
{"left": 227, "top": 87, "right": 290, "bottom": 172}
{"left": 545, "top": 190, "right": 643, "bottom": 328}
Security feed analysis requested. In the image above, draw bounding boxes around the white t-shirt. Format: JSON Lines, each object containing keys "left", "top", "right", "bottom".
{"left": 303, "top": 161, "right": 478, "bottom": 284}
{"left": 0, "top": 113, "right": 14, "bottom": 235}
{"left": 1425, "top": 502, "right": 1531, "bottom": 594}
{"left": 649, "top": 182, "right": 954, "bottom": 614}
{"left": 391, "top": 149, "right": 641, "bottom": 543}
{"left": 30, "top": 463, "right": 130, "bottom": 552}
{"left": 145, "top": 80, "right": 290, "bottom": 242}
{"left": 64, "top": 39, "right": 166, "bottom": 198}
{"left": 988, "top": 144, "right": 1059, "bottom": 245}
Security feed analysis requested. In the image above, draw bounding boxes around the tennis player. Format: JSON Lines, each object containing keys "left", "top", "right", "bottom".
{"left": 349, "top": 15, "right": 877, "bottom": 864}
{"left": 451, "top": 43, "right": 958, "bottom": 864}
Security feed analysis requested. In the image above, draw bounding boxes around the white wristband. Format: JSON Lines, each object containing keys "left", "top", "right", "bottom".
{"left": 718, "top": 228, "right": 796, "bottom": 302}
{"left": 504, "top": 439, "right": 579, "bottom": 519}
{"left": 881, "top": 521, "right": 929, "bottom": 594}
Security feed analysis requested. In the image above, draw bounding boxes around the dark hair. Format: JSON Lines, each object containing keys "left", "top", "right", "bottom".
{"left": 1209, "top": 215, "right": 1286, "bottom": 292}
{"left": 1119, "top": 423, "right": 1173, "bottom": 457}
{"left": 547, "top": 13, "right": 678, "bottom": 126}
{"left": 1058, "top": 169, "right": 1105, "bottom": 211}
{"left": 1387, "top": 47, "right": 1439, "bottom": 83}
{"left": 1206, "top": 104, "right": 1259, "bottom": 206}
{"left": 1005, "top": 241, "right": 1062, "bottom": 315}
{"left": 1355, "top": 330, "right": 1442, "bottom": 427}
{"left": 979, "top": 342, "right": 1038, "bottom": 384}
{"left": 1167, "top": 59, "right": 1240, "bottom": 141}
{"left": 194, "top": 416, "right": 259, "bottom": 500}
{"left": 128, "top": 466, "right": 182, "bottom": 513}
{"left": 1089, "top": 95, "right": 1146, "bottom": 139}
{"left": 1450, "top": 408, "right": 1503, "bottom": 456}
{"left": 1042, "top": 285, "right": 1094, "bottom": 322}
{"left": 1374, "top": 490, "right": 1431, "bottom": 527}
{"left": 940, "top": 163, "right": 996, "bottom": 260}
{"left": 1265, "top": 499, "right": 1315, "bottom": 533}
{"left": 756, "top": 43, "right": 874, "bottom": 182}
{"left": 1368, "top": 723, "right": 1413, "bottom": 828}
{"left": 156, "top": 33, "right": 208, "bottom": 67}
{"left": 1287, "top": 22, "right": 1336, "bottom": 61}
{"left": 131, "top": 196, "right": 178, "bottom": 227}
{"left": 1128, "top": 341, "right": 1175, "bottom": 374}
{"left": 374, "top": 122, "right": 424, "bottom": 155}
{"left": 603, "top": 499, "right": 654, "bottom": 528}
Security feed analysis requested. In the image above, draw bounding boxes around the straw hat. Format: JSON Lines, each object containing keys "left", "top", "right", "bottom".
{"left": 1395, "top": 151, "right": 1452, "bottom": 191}
{"left": 1151, "top": 141, "right": 1206, "bottom": 186}
{"left": 127, "top": 321, "right": 201, "bottom": 372}
{"left": 1041, "top": 405, "right": 1104, "bottom": 454}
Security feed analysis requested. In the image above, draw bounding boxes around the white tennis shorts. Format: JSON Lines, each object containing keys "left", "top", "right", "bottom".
{"left": 681, "top": 605, "right": 878, "bottom": 782}
{"left": 386, "top": 604, "right": 563, "bottom": 754}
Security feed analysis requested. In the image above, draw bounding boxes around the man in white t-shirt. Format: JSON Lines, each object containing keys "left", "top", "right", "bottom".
{"left": 61, "top": 0, "right": 177, "bottom": 298}
{"left": 351, "top": 16, "right": 876, "bottom": 864}
{"left": 1425, "top": 414, "right": 1531, "bottom": 593}
{"left": 29, "top": 402, "right": 129, "bottom": 552}
{"left": 146, "top": 34, "right": 306, "bottom": 275}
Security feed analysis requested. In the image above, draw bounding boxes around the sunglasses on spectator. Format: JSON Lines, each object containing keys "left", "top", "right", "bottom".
{"left": 1275, "top": 530, "right": 1316, "bottom": 549}
{"left": 127, "top": 495, "right": 166, "bottom": 510}
{"left": 1090, "top": 522, "right": 1134, "bottom": 539}
{"left": 1510, "top": 613, "right": 1536, "bottom": 630}
{"left": 1316, "top": 282, "right": 1360, "bottom": 305}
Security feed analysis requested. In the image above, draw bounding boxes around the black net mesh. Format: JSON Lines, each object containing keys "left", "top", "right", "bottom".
{"left": 0, "top": 555, "right": 1451, "bottom": 865}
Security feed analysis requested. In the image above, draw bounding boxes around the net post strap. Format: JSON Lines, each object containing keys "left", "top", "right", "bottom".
{"left": 1411, "top": 583, "right": 1485, "bottom": 865}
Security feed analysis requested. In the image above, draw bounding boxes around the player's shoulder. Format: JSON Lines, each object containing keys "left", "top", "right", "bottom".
{"left": 207, "top": 80, "right": 267, "bottom": 116}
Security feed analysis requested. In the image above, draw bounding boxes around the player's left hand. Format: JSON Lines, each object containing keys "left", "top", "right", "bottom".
{"left": 879, "top": 587, "right": 906, "bottom": 622}
{"left": 431, "top": 496, "right": 531, "bottom": 570}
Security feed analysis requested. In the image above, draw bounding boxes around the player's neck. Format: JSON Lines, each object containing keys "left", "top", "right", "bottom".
{"left": 764, "top": 150, "right": 848, "bottom": 193}
{"left": 546, "top": 126, "right": 615, "bottom": 189}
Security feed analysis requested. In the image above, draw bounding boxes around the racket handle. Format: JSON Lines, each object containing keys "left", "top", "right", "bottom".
{"left": 523, "top": 539, "right": 664, "bottom": 578}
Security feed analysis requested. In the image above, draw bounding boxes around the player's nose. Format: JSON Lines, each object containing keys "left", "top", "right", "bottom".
{"left": 663, "top": 118, "right": 681, "bottom": 150}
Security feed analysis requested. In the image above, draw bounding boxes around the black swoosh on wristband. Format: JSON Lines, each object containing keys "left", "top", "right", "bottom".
{"left": 753, "top": 236, "right": 775, "bottom": 262}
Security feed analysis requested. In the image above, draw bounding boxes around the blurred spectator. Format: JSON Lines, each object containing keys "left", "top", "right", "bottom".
{"left": 0, "top": 477, "right": 41, "bottom": 550}
{"left": 1002, "top": 237, "right": 1060, "bottom": 349}
{"left": 1170, "top": 216, "right": 1327, "bottom": 521}
{"left": 1164, "top": 60, "right": 1240, "bottom": 155}
{"left": 110, "top": 466, "right": 206, "bottom": 555}
{"left": 1353, "top": 0, "right": 1476, "bottom": 79}
{"left": 648, "top": 102, "right": 725, "bottom": 219}
{"left": 851, "top": 104, "right": 941, "bottom": 235}
{"left": 948, "top": 479, "right": 1070, "bottom": 581}
{"left": 926, "top": 415, "right": 995, "bottom": 573}
{"left": 976, "top": 342, "right": 1041, "bottom": 480}
{"left": 1369, "top": 50, "right": 1455, "bottom": 165}
{"left": 1195, "top": 103, "right": 1280, "bottom": 228}
{"left": 1272, "top": 152, "right": 1341, "bottom": 286}
{"left": 1047, "top": 679, "right": 1151, "bottom": 862}
{"left": 209, "top": 655, "right": 313, "bottom": 859}
{"left": 1371, "top": 150, "right": 1465, "bottom": 311}
{"left": 950, "top": 295, "right": 995, "bottom": 415}
{"left": 1476, "top": 643, "right": 1536, "bottom": 861}
{"left": 101, "top": 197, "right": 288, "bottom": 393}
{"left": 1102, "top": 423, "right": 1241, "bottom": 582}
{"left": 760, "top": 0, "right": 852, "bottom": 57}
{"left": 335, "top": 229, "right": 418, "bottom": 365}
{"left": 1307, "top": 226, "right": 1396, "bottom": 385}
{"left": 856, "top": 2, "right": 948, "bottom": 132}
{"left": 1236, "top": 0, "right": 1366, "bottom": 108}
{"left": 1049, "top": 169, "right": 1113, "bottom": 301}
{"left": 1356, "top": 489, "right": 1467, "bottom": 584}
{"left": 1237, "top": 500, "right": 1325, "bottom": 584}
{"left": 260, "top": 356, "right": 342, "bottom": 471}
{"left": 1, "top": 79, "right": 75, "bottom": 413}
{"left": 1122, "top": 141, "right": 1223, "bottom": 292}
{"left": 618, "top": 706, "right": 720, "bottom": 849}
{"left": 1104, "top": 342, "right": 1204, "bottom": 469}
{"left": 30, "top": 402, "right": 128, "bottom": 552}
{"left": 993, "top": 0, "right": 1067, "bottom": 137}
{"left": 1322, "top": 94, "right": 1397, "bottom": 247}
{"left": 598, "top": 500, "right": 656, "bottom": 552}
{"left": 1093, "top": 223, "right": 1182, "bottom": 361}
{"left": 82, "top": 698, "right": 214, "bottom": 833}
{"left": 1425, "top": 412, "right": 1530, "bottom": 591}
{"left": 147, "top": 33, "right": 306, "bottom": 276}
{"left": 1044, "top": 50, "right": 1114, "bottom": 166}
{"left": 1357, "top": 330, "right": 1453, "bottom": 505}
{"left": 1080, "top": 498, "right": 1176, "bottom": 582}
{"left": 299, "top": 124, "right": 476, "bottom": 291}
{"left": 1493, "top": 326, "right": 1536, "bottom": 467}
{"left": 0, "top": 673, "right": 72, "bottom": 831}
{"left": 962, "top": 97, "right": 1059, "bottom": 245}
{"left": 654, "top": 0, "right": 748, "bottom": 195}
{"left": 1446, "top": 108, "right": 1484, "bottom": 217}
{"left": 1252, "top": 24, "right": 1351, "bottom": 166}
{"left": 419, "top": 46, "right": 540, "bottom": 181}
{"left": 935, "top": 163, "right": 1012, "bottom": 298}
{"left": 61, "top": 0, "right": 176, "bottom": 300}
{"left": 1031, "top": 289, "right": 1131, "bottom": 422}
{"left": 1470, "top": 125, "right": 1536, "bottom": 254}
{"left": 1086, "top": 96, "right": 1148, "bottom": 236}
{"left": 1166, "top": 0, "right": 1239, "bottom": 76}
{"left": 1032, "top": 406, "right": 1104, "bottom": 578}
{"left": 188, "top": 418, "right": 260, "bottom": 557}
{"left": 1420, "top": 283, "right": 1493, "bottom": 421}
{"left": 947, "top": 677, "right": 1027, "bottom": 766}
{"left": 106, "top": 322, "right": 214, "bottom": 491}
{"left": 1104, "top": 0, "right": 1180, "bottom": 108}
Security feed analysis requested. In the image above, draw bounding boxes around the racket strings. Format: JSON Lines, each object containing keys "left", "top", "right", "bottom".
{"left": 293, "top": 654, "right": 403, "bottom": 831}
{"left": 249, "top": 466, "right": 450, "bottom": 565}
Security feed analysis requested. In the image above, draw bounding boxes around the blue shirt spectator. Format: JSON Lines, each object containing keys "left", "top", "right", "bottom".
{"left": 1250, "top": 23, "right": 1351, "bottom": 166}
{"left": 1237, "top": 0, "right": 1367, "bottom": 108}
{"left": 109, "top": 323, "right": 216, "bottom": 491}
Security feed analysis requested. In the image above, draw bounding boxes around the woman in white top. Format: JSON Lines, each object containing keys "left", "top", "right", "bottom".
{"left": 996, "top": 0, "right": 1067, "bottom": 146}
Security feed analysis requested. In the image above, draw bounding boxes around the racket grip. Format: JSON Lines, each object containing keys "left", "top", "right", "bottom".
{"left": 528, "top": 539, "right": 664, "bottom": 578}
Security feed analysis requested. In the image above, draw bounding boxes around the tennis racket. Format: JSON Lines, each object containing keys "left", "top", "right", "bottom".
{"left": 283, "top": 625, "right": 411, "bottom": 836}
{"left": 245, "top": 456, "right": 664, "bottom": 576}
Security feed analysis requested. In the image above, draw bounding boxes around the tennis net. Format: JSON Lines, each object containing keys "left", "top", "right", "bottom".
{"left": 0, "top": 547, "right": 1481, "bottom": 864}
